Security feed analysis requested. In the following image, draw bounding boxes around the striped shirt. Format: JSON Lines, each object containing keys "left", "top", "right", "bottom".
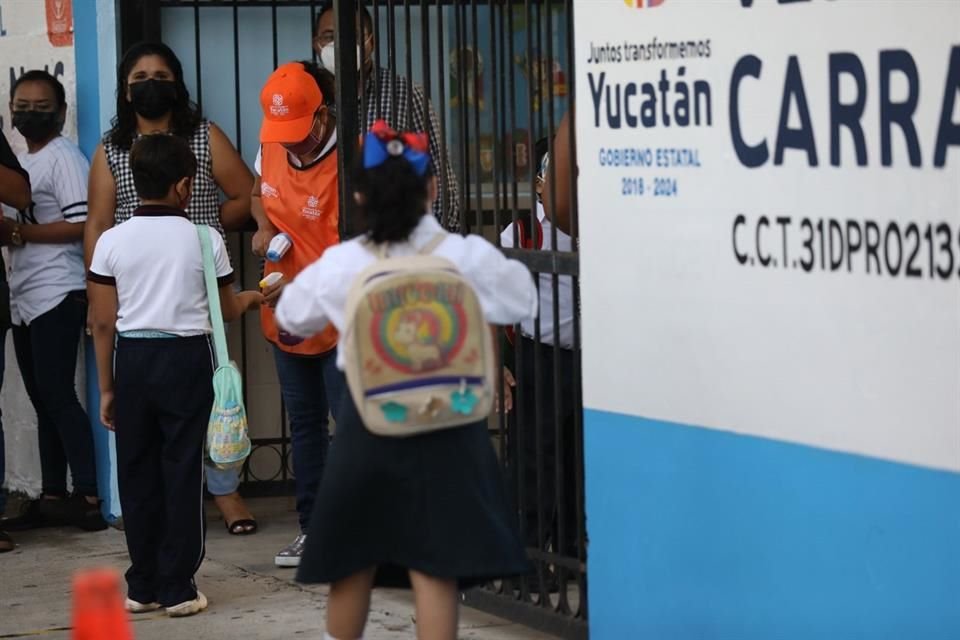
{"left": 365, "top": 68, "right": 460, "bottom": 232}
{"left": 4, "top": 136, "right": 88, "bottom": 324}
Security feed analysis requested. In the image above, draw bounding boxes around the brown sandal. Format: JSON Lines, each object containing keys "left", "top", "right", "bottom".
{"left": 225, "top": 519, "right": 258, "bottom": 536}
{"left": 214, "top": 492, "right": 257, "bottom": 535}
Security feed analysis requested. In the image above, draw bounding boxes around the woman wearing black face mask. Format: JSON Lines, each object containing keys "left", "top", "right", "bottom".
{"left": 83, "top": 42, "right": 260, "bottom": 536}
{"left": 0, "top": 70, "right": 106, "bottom": 533}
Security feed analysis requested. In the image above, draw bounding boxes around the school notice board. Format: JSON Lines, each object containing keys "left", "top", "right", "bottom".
{"left": 575, "top": 1, "right": 960, "bottom": 637}
{"left": 578, "top": 0, "right": 960, "bottom": 471}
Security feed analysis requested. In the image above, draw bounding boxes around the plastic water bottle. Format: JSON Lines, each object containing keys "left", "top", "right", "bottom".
{"left": 266, "top": 233, "right": 292, "bottom": 262}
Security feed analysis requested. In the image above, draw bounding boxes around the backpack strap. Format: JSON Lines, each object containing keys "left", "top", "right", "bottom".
{"left": 196, "top": 224, "right": 229, "bottom": 369}
{"left": 419, "top": 232, "right": 447, "bottom": 255}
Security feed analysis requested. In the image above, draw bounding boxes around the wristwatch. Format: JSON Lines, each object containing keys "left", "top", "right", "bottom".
{"left": 10, "top": 225, "right": 23, "bottom": 247}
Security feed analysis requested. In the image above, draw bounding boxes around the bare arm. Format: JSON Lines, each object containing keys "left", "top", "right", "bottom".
{"left": 0, "top": 164, "right": 30, "bottom": 211}
{"left": 250, "top": 175, "right": 278, "bottom": 257}
{"left": 84, "top": 145, "right": 117, "bottom": 268}
{"left": 543, "top": 108, "right": 575, "bottom": 236}
{"left": 18, "top": 221, "right": 84, "bottom": 243}
{"left": 89, "top": 281, "right": 118, "bottom": 428}
{"left": 210, "top": 123, "right": 254, "bottom": 232}
{"left": 0, "top": 219, "right": 84, "bottom": 245}
{"left": 219, "top": 284, "right": 262, "bottom": 323}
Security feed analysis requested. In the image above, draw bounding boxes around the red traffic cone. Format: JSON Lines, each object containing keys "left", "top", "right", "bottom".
{"left": 72, "top": 568, "right": 134, "bottom": 640}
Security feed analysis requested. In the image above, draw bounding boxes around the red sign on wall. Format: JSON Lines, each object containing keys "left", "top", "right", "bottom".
{"left": 46, "top": 0, "right": 73, "bottom": 47}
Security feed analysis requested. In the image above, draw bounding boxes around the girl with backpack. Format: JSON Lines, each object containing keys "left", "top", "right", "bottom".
{"left": 275, "top": 121, "right": 537, "bottom": 640}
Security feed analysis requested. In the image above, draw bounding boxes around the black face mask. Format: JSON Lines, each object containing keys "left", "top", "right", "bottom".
{"left": 12, "top": 110, "right": 60, "bottom": 142}
{"left": 129, "top": 79, "right": 178, "bottom": 119}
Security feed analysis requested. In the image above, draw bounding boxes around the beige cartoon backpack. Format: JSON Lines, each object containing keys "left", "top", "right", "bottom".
{"left": 342, "top": 233, "right": 495, "bottom": 437}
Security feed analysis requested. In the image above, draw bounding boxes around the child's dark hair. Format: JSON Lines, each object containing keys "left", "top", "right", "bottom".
{"left": 11, "top": 70, "right": 66, "bottom": 109}
{"left": 354, "top": 157, "right": 433, "bottom": 244}
{"left": 535, "top": 137, "right": 550, "bottom": 175}
{"left": 129, "top": 134, "right": 197, "bottom": 200}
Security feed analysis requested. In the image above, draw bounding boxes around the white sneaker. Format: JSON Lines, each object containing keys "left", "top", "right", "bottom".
{"left": 274, "top": 533, "right": 307, "bottom": 567}
{"left": 125, "top": 598, "right": 161, "bottom": 613}
{"left": 165, "top": 591, "right": 208, "bottom": 618}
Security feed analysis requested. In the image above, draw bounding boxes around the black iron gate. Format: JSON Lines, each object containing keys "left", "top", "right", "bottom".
{"left": 120, "top": 1, "right": 583, "bottom": 636}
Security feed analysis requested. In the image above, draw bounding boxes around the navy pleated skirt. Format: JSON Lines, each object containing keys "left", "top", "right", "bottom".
{"left": 296, "top": 394, "right": 529, "bottom": 589}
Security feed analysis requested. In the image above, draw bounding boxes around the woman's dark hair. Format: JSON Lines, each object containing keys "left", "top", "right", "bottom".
{"left": 295, "top": 60, "right": 336, "bottom": 107}
{"left": 314, "top": 3, "right": 373, "bottom": 39}
{"left": 10, "top": 70, "right": 66, "bottom": 109}
{"left": 130, "top": 134, "right": 197, "bottom": 200}
{"left": 354, "top": 156, "right": 432, "bottom": 244}
{"left": 107, "top": 42, "right": 202, "bottom": 150}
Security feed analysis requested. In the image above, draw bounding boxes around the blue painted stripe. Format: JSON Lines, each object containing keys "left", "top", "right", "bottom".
{"left": 84, "top": 336, "right": 120, "bottom": 523}
{"left": 584, "top": 408, "right": 960, "bottom": 640}
{"left": 73, "top": 2, "right": 121, "bottom": 523}
{"left": 73, "top": 0, "right": 99, "bottom": 158}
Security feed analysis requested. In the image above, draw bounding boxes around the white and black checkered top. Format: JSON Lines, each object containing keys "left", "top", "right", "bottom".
{"left": 365, "top": 68, "right": 460, "bottom": 233}
{"left": 103, "top": 119, "right": 225, "bottom": 241}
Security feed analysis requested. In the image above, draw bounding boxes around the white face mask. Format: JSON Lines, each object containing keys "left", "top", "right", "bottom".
{"left": 319, "top": 43, "right": 361, "bottom": 74}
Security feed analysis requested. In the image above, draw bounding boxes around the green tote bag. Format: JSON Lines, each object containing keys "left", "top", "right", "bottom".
{"left": 197, "top": 225, "right": 251, "bottom": 470}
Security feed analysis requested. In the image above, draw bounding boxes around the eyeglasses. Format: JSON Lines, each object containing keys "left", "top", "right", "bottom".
{"left": 314, "top": 32, "right": 372, "bottom": 48}
{"left": 537, "top": 152, "right": 550, "bottom": 181}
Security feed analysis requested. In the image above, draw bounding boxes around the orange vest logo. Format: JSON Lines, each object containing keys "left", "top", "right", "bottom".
{"left": 302, "top": 195, "right": 321, "bottom": 219}
{"left": 260, "top": 181, "right": 280, "bottom": 199}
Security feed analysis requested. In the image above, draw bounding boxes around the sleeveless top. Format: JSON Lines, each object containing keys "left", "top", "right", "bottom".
{"left": 259, "top": 140, "right": 340, "bottom": 356}
{"left": 103, "top": 119, "right": 225, "bottom": 240}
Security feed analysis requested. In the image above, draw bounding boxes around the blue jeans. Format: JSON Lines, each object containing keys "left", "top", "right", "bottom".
{"left": 273, "top": 347, "right": 345, "bottom": 531}
{"left": 205, "top": 317, "right": 241, "bottom": 497}
{"left": 12, "top": 292, "right": 98, "bottom": 497}
{"left": 206, "top": 463, "right": 240, "bottom": 496}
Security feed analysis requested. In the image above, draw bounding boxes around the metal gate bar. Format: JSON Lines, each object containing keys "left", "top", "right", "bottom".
{"left": 328, "top": 0, "right": 585, "bottom": 634}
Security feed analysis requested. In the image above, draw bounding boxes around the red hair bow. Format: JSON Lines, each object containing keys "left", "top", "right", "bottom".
{"left": 364, "top": 120, "right": 430, "bottom": 175}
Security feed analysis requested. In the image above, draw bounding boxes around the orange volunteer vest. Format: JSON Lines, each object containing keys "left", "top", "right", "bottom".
{"left": 259, "top": 142, "right": 340, "bottom": 355}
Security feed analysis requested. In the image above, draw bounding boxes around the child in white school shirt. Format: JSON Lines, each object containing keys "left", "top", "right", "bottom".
{"left": 87, "top": 134, "right": 261, "bottom": 617}
{"left": 275, "top": 122, "right": 538, "bottom": 640}
{"left": 499, "top": 140, "right": 580, "bottom": 564}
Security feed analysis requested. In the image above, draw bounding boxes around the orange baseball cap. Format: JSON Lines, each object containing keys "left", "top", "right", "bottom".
{"left": 259, "top": 62, "right": 323, "bottom": 144}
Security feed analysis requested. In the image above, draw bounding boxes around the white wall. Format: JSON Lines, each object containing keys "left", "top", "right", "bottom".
{"left": 0, "top": 0, "right": 81, "bottom": 497}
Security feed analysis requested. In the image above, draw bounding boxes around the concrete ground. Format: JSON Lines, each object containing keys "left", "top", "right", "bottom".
{"left": 0, "top": 497, "right": 554, "bottom": 639}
